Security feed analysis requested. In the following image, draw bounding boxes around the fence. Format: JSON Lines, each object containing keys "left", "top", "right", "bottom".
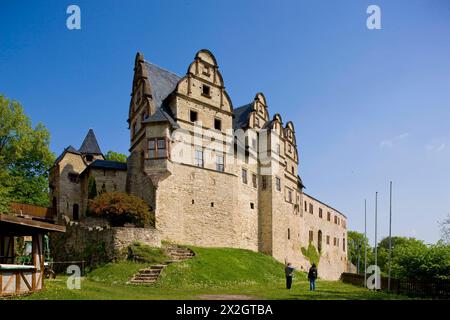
{"left": 341, "top": 272, "right": 450, "bottom": 299}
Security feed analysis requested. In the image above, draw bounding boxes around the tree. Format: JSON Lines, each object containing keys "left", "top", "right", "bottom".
{"left": 301, "top": 243, "right": 320, "bottom": 267}
{"left": 87, "top": 176, "right": 98, "bottom": 200}
{"left": 88, "top": 192, "right": 154, "bottom": 227}
{"left": 104, "top": 150, "right": 127, "bottom": 163}
{"left": 439, "top": 214, "right": 450, "bottom": 244}
{"left": 347, "top": 231, "right": 373, "bottom": 273}
{"left": 0, "top": 95, "right": 54, "bottom": 211}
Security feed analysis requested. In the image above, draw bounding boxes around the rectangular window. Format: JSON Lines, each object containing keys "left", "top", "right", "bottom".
{"left": 334, "top": 216, "right": 338, "bottom": 224}
{"left": 304, "top": 201, "right": 307, "bottom": 211}
{"left": 334, "top": 237, "right": 337, "bottom": 246}
{"left": 194, "top": 149, "right": 204, "bottom": 167}
{"left": 309, "top": 203, "right": 313, "bottom": 214}
{"left": 288, "top": 228, "right": 291, "bottom": 240}
{"left": 343, "top": 238, "right": 346, "bottom": 252}
{"left": 216, "top": 154, "right": 224, "bottom": 172}
{"left": 157, "top": 139, "right": 166, "bottom": 158}
{"left": 202, "top": 85, "right": 211, "bottom": 97}
{"left": 214, "top": 118, "right": 222, "bottom": 130}
{"left": 309, "top": 230, "right": 314, "bottom": 243}
{"left": 250, "top": 202, "right": 254, "bottom": 209}
{"left": 147, "top": 138, "right": 167, "bottom": 159}
{"left": 262, "top": 176, "right": 267, "bottom": 190}
{"left": 288, "top": 190, "right": 292, "bottom": 203}
{"left": 252, "top": 174, "right": 257, "bottom": 188}
{"left": 275, "top": 177, "right": 281, "bottom": 191}
{"left": 326, "top": 235, "right": 330, "bottom": 245}
{"left": 242, "top": 168, "right": 248, "bottom": 184}
{"left": 319, "top": 208, "right": 323, "bottom": 218}
{"left": 190, "top": 110, "right": 198, "bottom": 122}
{"left": 327, "top": 212, "right": 331, "bottom": 221}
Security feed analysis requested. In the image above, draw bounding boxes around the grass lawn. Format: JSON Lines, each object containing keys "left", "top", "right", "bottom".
{"left": 16, "top": 247, "right": 409, "bottom": 300}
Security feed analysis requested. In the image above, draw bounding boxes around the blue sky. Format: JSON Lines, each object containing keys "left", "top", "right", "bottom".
{"left": 1, "top": 0, "right": 449, "bottom": 245}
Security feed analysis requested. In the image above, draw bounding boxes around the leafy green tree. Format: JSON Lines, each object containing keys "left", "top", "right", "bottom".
{"left": 301, "top": 243, "right": 320, "bottom": 267}
{"left": 104, "top": 150, "right": 127, "bottom": 163}
{"left": 439, "top": 214, "right": 450, "bottom": 244}
{"left": 347, "top": 231, "right": 373, "bottom": 273}
{"left": 0, "top": 95, "right": 54, "bottom": 211}
{"left": 389, "top": 240, "right": 450, "bottom": 280}
{"left": 87, "top": 176, "right": 98, "bottom": 200}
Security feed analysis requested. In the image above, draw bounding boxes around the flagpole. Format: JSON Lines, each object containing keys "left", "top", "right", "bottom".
{"left": 364, "top": 199, "right": 367, "bottom": 287}
{"left": 388, "top": 181, "right": 393, "bottom": 292}
{"left": 374, "top": 192, "right": 378, "bottom": 289}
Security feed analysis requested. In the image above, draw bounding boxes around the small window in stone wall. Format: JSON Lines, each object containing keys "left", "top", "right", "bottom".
{"left": 250, "top": 202, "right": 254, "bottom": 209}
{"left": 326, "top": 235, "right": 330, "bottom": 245}
{"left": 262, "top": 176, "right": 267, "bottom": 190}
{"left": 242, "top": 169, "right": 248, "bottom": 184}
{"left": 214, "top": 118, "right": 222, "bottom": 131}
{"left": 309, "top": 203, "right": 313, "bottom": 214}
{"left": 327, "top": 211, "right": 331, "bottom": 221}
{"left": 288, "top": 228, "right": 291, "bottom": 240}
{"left": 192, "top": 199, "right": 195, "bottom": 204}
{"left": 319, "top": 208, "right": 323, "bottom": 218}
{"left": 190, "top": 110, "right": 198, "bottom": 122}
{"left": 275, "top": 177, "right": 281, "bottom": 191}
{"left": 304, "top": 201, "right": 307, "bottom": 211}
{"left": 211, "top": 202, "right": 214, "bottom": 207}
{"left": 252, "top": 174, "right": 257, "bottom": 188}
{"left": 309, "top": 230, "right": 314, "bottom": 243}
{"left": 202, "top": 85, "right": 211, "bottom": 97}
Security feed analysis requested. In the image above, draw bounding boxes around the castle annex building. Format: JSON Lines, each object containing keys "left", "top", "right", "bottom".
{"left": 50, "top": 49, "right": 349, "bottom": 280}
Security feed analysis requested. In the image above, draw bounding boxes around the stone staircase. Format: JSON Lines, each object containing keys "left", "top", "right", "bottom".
{"left": 166, "top": 246, "right": 195, "bottom": 262}
{"left": 128, "top": 245, "right": 195, "bottom": 285}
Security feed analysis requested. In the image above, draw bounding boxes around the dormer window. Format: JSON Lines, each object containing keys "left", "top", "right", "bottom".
{"left": 202, "top": 85, "right": 211, "bottom": 97}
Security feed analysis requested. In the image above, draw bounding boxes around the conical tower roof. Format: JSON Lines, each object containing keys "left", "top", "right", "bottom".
{"left": 78, "top": 129, "right": 102, "bottom": 155}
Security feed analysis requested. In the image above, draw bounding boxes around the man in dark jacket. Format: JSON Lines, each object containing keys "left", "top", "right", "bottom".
{"left": 308, "top": 264, "right": 318, "bottom": 291}
{"left": 285, "top": 263, "right": 295, "bottom": 290}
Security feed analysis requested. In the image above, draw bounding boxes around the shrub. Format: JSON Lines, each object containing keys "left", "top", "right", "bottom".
{"left": 301, "top": 243, "right": 321, "bottom": 267}
{"left": 88, "top": 192, "right": 154, "bottom": 227}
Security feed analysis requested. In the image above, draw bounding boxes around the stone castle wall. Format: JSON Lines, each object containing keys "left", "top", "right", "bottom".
{"left": 50, "top": 218, "right": 161, "bottom": 264}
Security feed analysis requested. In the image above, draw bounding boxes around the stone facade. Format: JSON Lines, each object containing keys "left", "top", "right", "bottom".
{"left": 50, "top": 49, "right": 349, "bottom": 280}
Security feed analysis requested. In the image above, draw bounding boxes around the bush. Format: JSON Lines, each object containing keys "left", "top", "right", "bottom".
{"left": 88, "top": 192, "right": 154, "bottom": 227}
{"left": 301, "top": 243, "right": 321, "bottom": 267}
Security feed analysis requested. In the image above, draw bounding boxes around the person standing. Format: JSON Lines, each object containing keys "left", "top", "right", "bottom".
{"left": 285, "top": 263, "right": 295, "bottom": 290}
{"left": 308, "top": 263, "right": 318, "bottom": 291}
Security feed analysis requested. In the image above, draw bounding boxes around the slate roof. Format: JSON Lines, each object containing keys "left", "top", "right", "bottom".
{"left": 143, "top": 62, "right": 181, "bottom": 128}
{"left": 232, "top": 103, "right": 253, "bottom": 130}
{"left": 78, "top": 129, "right": 102, "bottom": 155}
{"left": 88, "top": 160, "right": 127, "bottom": 171}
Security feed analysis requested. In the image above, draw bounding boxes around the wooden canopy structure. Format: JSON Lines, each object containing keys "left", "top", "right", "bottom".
{"left": 0, "top": 203, "right": 65, "bottom": 296}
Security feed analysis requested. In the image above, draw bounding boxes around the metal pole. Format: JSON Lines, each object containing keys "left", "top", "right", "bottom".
{"left": 374, "top": 192, "right": 378, "bottom": 289}
{"left": 364, "top": 199, "right": 367, "bottom": 287}
{"left": 388, "top": 181, "right": 393, "bottom": 292}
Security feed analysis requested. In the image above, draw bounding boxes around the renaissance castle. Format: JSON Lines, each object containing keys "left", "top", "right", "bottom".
{"left": 49, "top": 49, "right": 349, "bottom": 280}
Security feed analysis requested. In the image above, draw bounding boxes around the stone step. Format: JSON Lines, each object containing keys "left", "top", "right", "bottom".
{"left": 133, "top": 276, "right": 159, "bottom": 281}
{"left": 138, "top": 269, "right": 161, "bottom": 275}
{"left": 129, "top": 279, "right": 156, "bottom": 284}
